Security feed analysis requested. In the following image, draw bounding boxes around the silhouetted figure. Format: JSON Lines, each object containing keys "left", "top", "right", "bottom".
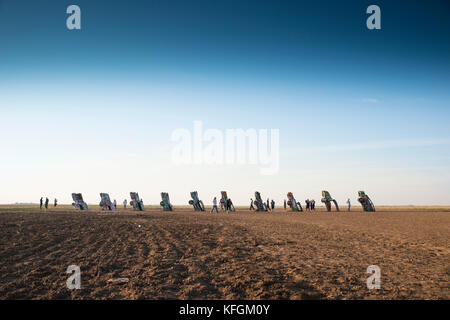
{"left": 284, "top": 199, "right": 287, "bottom": 210}
{"left": 249, "top": 198, "right": 255, "bottom": 210}
{"left": 40, "top": 197, "right": 43, "bottom": 210}
{"left": 271, "top": 199, "right": 275, "bottom": 210}
{"left": 45, "top": 198, "right": 49, "bottom": 210}
{"left": 54, "top": 199, "right": 57, "bottom": 207}
{"left": 226, "top": 198, "right": 233, "bottom": 213}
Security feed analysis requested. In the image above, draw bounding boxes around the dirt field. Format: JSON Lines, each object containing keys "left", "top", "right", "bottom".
{"left": 0, "top": 205, "right": 448, "bottom": 300}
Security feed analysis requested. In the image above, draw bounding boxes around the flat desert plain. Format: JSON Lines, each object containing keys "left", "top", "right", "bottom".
{"left": 0, "top": 205, "right": 448, "bottom": 299}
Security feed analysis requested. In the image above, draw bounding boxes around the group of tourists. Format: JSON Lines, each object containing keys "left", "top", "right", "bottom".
{"left": 40, "top": 197, "right": 57, "bottom": 210}
{"left": 211, "top": 196, "right": 234, "bottom": 213}
{"left": 304, "top": 199, "right": 316, "bottom": 211}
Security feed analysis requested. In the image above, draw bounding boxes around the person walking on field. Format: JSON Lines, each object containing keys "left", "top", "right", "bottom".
{"left": 305, "top": 199, "right": 310, "bottom": 212}
{"left": 249, "top": 198, "right": 255, "bottom": 211}
{"left": 40, "top": 197, "right": 43, "bottom": 210}
{"left": 211, "top": 197, "right": 219, "bottom": 213}
{"left": 346, "top": 198, "right": 351, "bottom": 212}
{"left": 54, "top": 198, "right": 58, "bottom": 207}
{"left": 44, "top": 197, "right": 49, "bottom": 210}
{"left": 284, "top": 199, "right": 287, "bottom": 211}
{"left": 271, "top": 199, "right": 275, "bottom": 211}
{"left": 123, "top": 199, "right": 127, "bottom": 209}
{"left": 311, "top": 199, "right": 315, "bottom": 211}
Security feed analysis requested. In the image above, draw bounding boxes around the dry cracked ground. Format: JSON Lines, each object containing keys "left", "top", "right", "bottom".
{"left": 0, "top": 205, "right": 448, "bottom": 299}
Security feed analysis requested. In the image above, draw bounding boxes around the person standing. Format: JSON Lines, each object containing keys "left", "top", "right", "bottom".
{"left": 54, "top": 198, "right": 58, "bottom": 207}
{"left": 211, "top": 197, "right": 219, "bottom": 213}
{"left": 249, "top": 198, "right": 255, "bottom": 211}
{"left": 271, "top": 199, "right": 275, "bottom": 211}
{"left": 311, "top": 199, "right": 315, "bottom": 211}
{"left": 123, "top": 199, "right": 127, "bottom": 209}
{"left": 226, "top": 198, "right": 232, "bottom": 213}
{"left": 113, "top": 199, "right": 117, "bottom": 210}
{"left": 305, "top": 199, "right": 310, "bottom": 212}
{"left": 44, "top": 197, "right": 49, "bottom": 210}
{"left": 40, "top": 197, "right": 43, "bottom": 210}
{"left": 346, "top": 198, "right": 351, "bottom": 212}
{"left": 284, "top": 199, "right": 287, "bottom": 211}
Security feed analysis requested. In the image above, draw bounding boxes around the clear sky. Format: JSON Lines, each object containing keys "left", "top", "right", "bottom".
{"left": 0, "top": 0, "right": 449, "bottom": 205}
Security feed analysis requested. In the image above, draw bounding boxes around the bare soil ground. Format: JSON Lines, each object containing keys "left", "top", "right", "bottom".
{"left": 0, "top": 205, "right": 448, "bottom": 300}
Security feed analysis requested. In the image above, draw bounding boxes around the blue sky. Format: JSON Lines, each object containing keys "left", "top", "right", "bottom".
{"left": 0, "top": 0, "right": 449, "bottom": 205}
